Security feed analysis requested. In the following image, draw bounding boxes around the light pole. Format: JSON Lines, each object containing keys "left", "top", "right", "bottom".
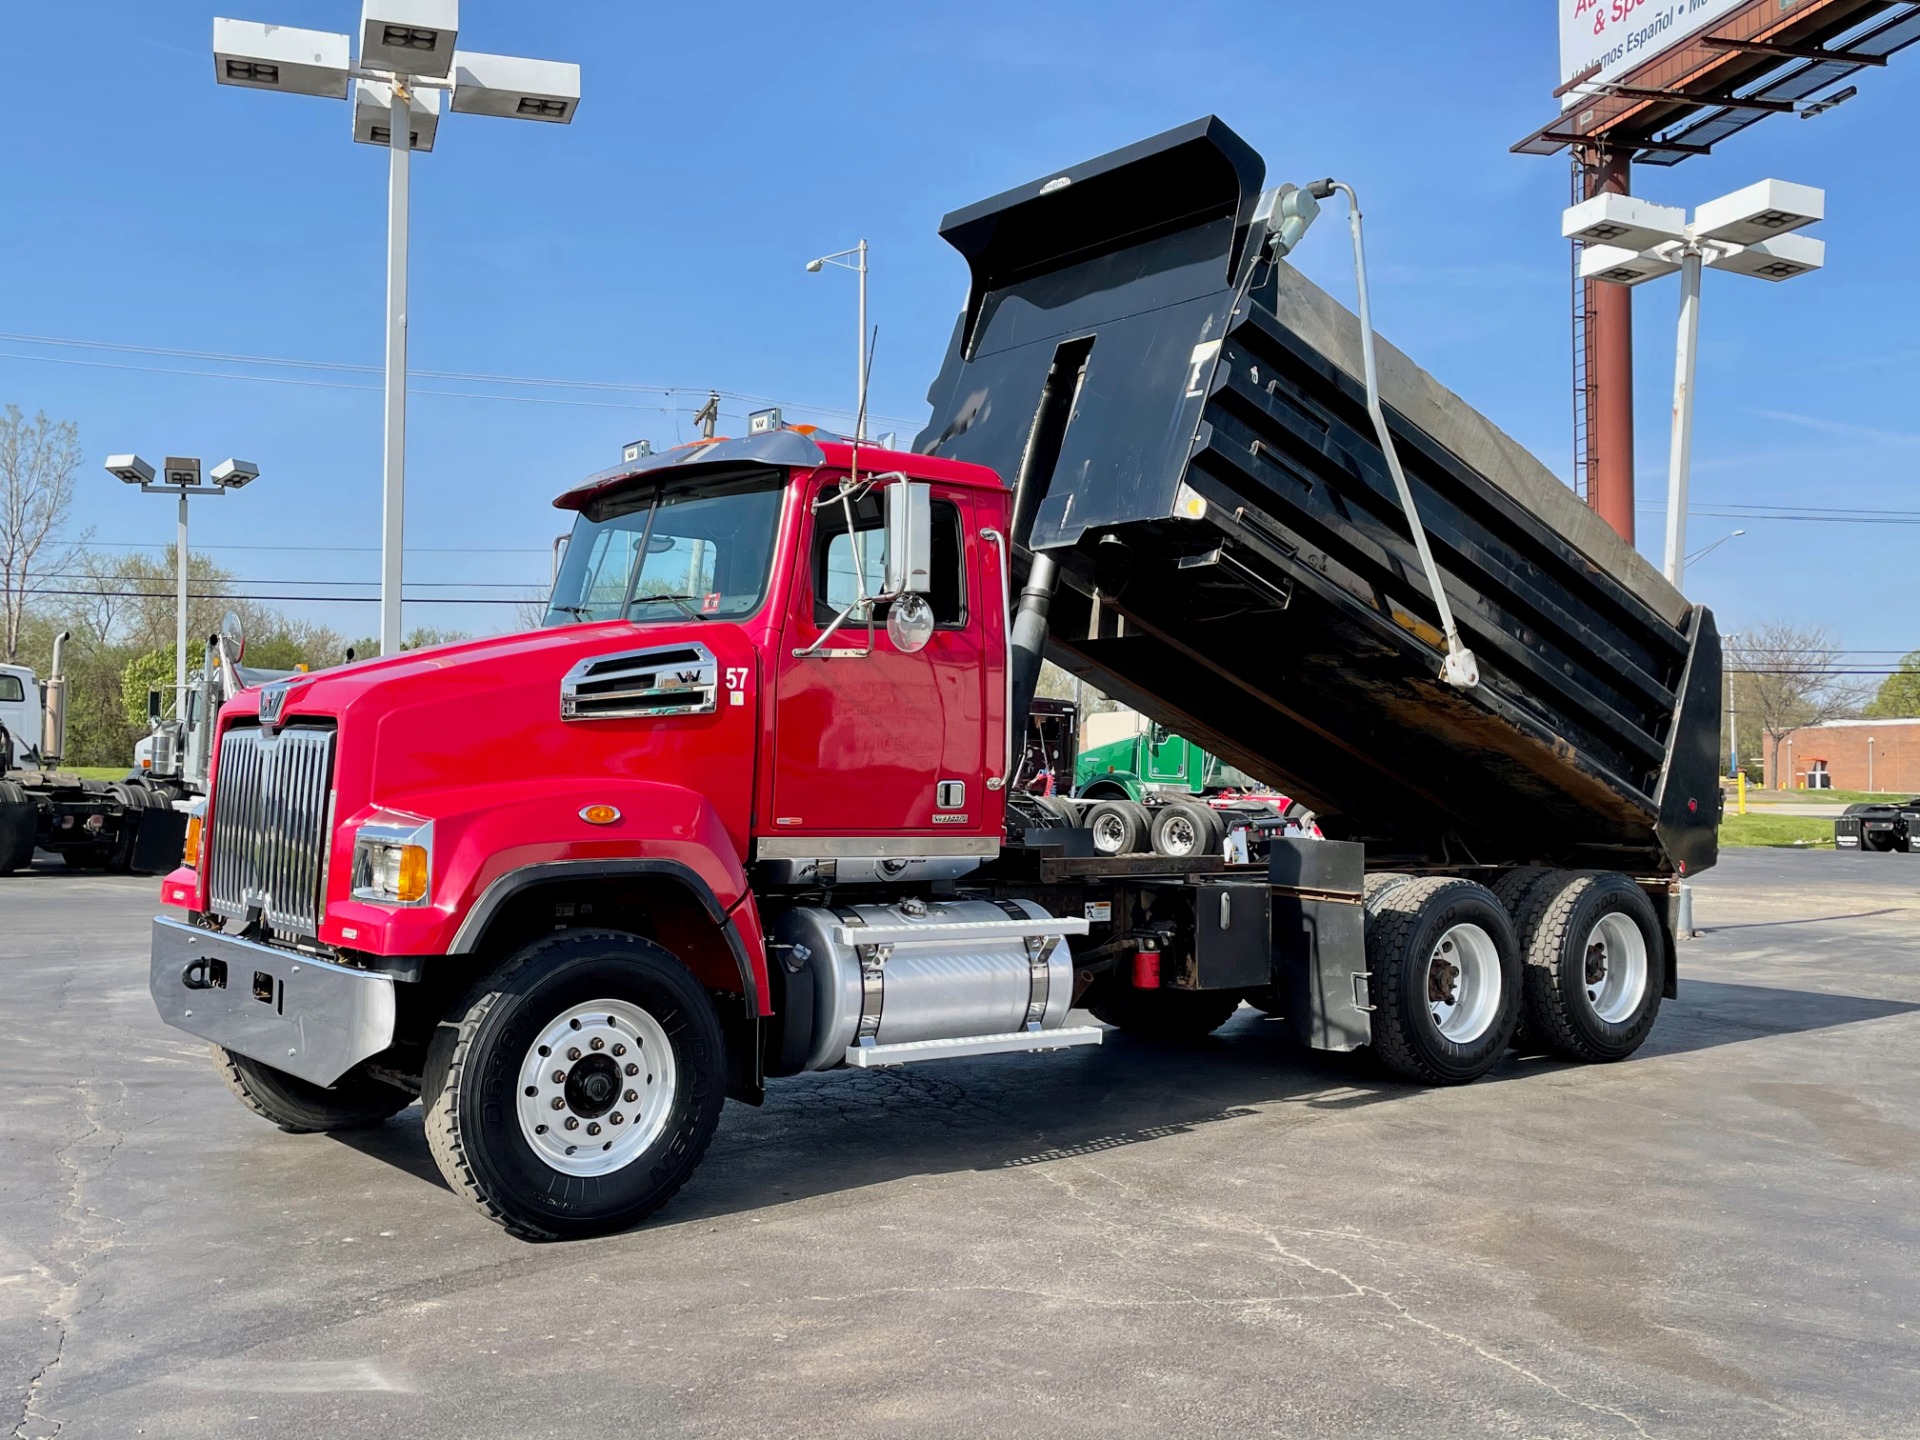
{"left": 105, "top": 455, "right": 261, "bottom": 713}
{"left": 805, "top": 240, "right": 870, "bottom": 439}
{"left": 1565, "top": 180, "right": 1825, "bottom": 590}
{"left": 213, "top": 4, "right": 580, "bottom": 655}
{"left": 1868, "top": 735, "right": 1875, "bottom": 793}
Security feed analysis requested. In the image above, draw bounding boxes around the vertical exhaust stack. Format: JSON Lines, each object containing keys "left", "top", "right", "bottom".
{"left": 42, "top": 631, "right": 71, "bottom": 768}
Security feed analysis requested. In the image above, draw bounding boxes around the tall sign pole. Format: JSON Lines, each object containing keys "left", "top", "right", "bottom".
{"left": 1584, "top": 147, "right": 1635, "bottom": 543}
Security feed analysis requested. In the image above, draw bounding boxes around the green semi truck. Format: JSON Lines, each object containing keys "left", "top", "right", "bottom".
{"left": 1069, "top": 712, "right": 1312, "bottom": 858}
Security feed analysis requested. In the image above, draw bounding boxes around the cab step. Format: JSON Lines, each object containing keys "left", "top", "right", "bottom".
{"left": 844, "top": 1025, "right": 1104, "bottom": 1069}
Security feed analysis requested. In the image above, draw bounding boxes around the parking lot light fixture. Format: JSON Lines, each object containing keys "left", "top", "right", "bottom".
{"left": 109, "top": 454, "right": 262, "bottom": 714}
{"left": 211, "top": 2, "right": 579, "bottom": 656}
{"left": 1567, "top": 180, "right": 1825, "bottom": 590}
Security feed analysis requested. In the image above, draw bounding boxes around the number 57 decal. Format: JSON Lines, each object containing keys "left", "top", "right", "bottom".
{"left": 725, "top": 667, "right": 750, "bottom": 706}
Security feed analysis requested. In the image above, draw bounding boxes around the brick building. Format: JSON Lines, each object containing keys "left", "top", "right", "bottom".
{"left": 1762, "top": 718, "right": 1920, "bottom": 793}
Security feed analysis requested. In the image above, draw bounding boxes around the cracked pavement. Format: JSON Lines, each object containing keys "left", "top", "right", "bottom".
{"left": 3, "top": 850, "right": 1917, "bottom": 1438}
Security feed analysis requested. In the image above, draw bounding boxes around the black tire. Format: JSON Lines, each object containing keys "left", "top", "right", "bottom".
{"left": 1489, "top": 866, "right": 1556, "bottom": 915}
{"left": 0, "top": 781, "right": 38, "bottom": 876}
{"left": 61, "top": 848, "right": 113, "bottom": 870}
{"left": 1363, "top": 871, "right": 1415, "bottom": 907}
{"left": 1150, "top": 799, "right": 1225, "bottom": 859}
{"left": 1864, "top": 831, "right": 1897, "bottom": 853}
{"left": 1513, "top": 872, "right": 1664, "bottom": 1063}
{"left": 1089, "top": 985, "right": 1243, "bottom": 1040}
{"left": 215, "top": 1046, "right": 414, "bottom": 1133}
{"left": 1085, "top": 799, "right": 1149, "bottom": 856}
{"left": 421, "top": 929, "right": 725, "bottom": 1241}
{"left": 1365, "top": 876, "right": 1521, "bottom": 1085}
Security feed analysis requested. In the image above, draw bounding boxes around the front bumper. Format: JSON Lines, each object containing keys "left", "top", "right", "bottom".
{"left": 149, "top": 917, "right": 397, "bottom": 1087}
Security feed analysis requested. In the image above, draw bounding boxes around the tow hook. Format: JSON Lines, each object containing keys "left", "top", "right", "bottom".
{"left": 181, "top": 957, "right": 228, "bottom": 990}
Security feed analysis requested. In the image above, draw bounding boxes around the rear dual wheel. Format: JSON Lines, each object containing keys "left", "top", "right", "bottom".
{"left": 1364, "top": 877, "right": 1521, "bottom": 1085}
{"left": 1150, "top": 800, "right": 1225, "bottom": 859}
{"left": 1085, "top": 799, "right": 1150, "bottom": 856}
{"left": 1511, "top": 872, "right": 1663, "bottom": 1063}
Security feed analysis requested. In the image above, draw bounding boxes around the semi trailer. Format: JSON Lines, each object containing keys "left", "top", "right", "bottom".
{"left": 147, "top": 117, "right": 1721, "bottom": 1240}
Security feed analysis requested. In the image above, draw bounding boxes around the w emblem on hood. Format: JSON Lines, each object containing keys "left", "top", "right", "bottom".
{"left": 258, "top": 682, "right": 293, "bottom": 727}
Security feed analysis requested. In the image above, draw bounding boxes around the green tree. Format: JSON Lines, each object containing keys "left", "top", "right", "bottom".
{"left": 1865, "top": 651, "right": 1920, "bottom": 719}
{"left": 121, "top": 647, "right": 177, "bottom": 728}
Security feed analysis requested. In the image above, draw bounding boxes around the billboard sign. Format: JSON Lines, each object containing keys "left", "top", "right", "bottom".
{"left": 1560, "top": 0, "right": 1748, "bottom": 109}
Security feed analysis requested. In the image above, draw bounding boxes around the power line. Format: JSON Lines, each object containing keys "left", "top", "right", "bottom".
{"left": 34, "top": 588, "right": 531, "bottom": 607}
{"left": 68, "top": 539, "right": 549, "bottom": 555}
{"left": 0, "top": 330, "right": 924, "bottom": 432}
{"left": 35, "top": 572, "right": 546, "bottom": 590}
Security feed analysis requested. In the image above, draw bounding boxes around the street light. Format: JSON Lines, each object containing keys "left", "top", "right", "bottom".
{"left": 106, "top": 453, "right": 262, "bottom": 716}
{"left": 806, "top": 240, "right": 869, "bottom": 439}
{"left": 213, "top": 3, "right": 580, "bottom": 656}
{"left": 1566, "top": 180, "right": 1824, "bottom": 592}
{"left": 1684, "top": 528, "right": 1746, "bottom": 567}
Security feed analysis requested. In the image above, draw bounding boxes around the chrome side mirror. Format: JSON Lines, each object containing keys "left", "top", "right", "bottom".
{"left": 883, "top": 479, "right": 932, "bottom": 598}
{"left": 217, "top": 610, "right": 248, "bottom": 693}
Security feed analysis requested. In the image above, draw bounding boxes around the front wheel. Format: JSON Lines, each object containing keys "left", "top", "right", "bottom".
{"left": 422, "top": 930, "right": 725, "bottom": 1241}
{"left": 215, "top": 1047, "right": 414, "bottom": 1132}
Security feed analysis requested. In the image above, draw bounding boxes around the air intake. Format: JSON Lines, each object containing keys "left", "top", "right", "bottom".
{"left": 560, "top": 643, "right": 719, "bottom": 721}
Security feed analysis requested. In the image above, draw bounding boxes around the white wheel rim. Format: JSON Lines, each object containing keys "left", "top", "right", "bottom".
{"left": 1091, "top": 812, "right": 1129, "bottom": 854}
{"left": 1581, "top": 913, "right": 1649, "bottom": 1025}
{"left": 516, "top": 998, "right": 677, "bottom": 1177}
{"left": 1160, "top": 815, "right": 1197, "bottom": 855}
{"left": 1426, "top": 923, "right": 1501, "bottom": 1045}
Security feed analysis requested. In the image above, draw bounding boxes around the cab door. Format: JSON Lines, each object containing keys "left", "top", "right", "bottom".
{"left": 1144, "top": 723, "right": 1191, "bottom": 788}
{"left": 768, "top": 480, "right": 987, "bottom": 837}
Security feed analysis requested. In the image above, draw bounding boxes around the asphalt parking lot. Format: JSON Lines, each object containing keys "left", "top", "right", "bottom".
{"left": 4, "top": 850, "right": 1917, "bottom": 1440}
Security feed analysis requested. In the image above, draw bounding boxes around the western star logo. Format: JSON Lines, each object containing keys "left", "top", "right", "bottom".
{"left": 259, "top": 683, "right": 293, "bottom": 726}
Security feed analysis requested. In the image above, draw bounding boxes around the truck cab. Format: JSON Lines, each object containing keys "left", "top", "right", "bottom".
{"left": 0, "top": 663, "right": 40, "bottom": 768}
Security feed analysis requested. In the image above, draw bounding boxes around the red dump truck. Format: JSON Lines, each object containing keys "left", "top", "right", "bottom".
{"left": 148, "top": 118, "right": 1722, "bottom": 1239}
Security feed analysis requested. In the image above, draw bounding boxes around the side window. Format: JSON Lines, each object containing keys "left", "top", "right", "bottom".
{"left": 0, "top": 674, "right": 22, "bottom": 703}
{"left": 812, "top": 489, "right": 966, "bottom": 627}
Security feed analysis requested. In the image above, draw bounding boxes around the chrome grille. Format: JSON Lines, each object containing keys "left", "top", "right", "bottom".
{"left": 208, "top": 726, "right": 336, "bottom": 938}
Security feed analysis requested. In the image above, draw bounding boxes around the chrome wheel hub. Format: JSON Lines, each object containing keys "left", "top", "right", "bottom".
{"left": 1091, "top": 812, "right": 1128, "bottom": 854}
{"left": 516, "top": 998, "right": 676, "bottom": 1177}
{"left": 1160, "top": 815, "right": 1197, "bottom": 856}
{"left": 1426, "top": 923, "right": 1501, "bottom": 1045}
{"left": 1581, "top": 913, "right": 1649, "bottom": 1024}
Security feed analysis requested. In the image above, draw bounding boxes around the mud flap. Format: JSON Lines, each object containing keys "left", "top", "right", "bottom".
{"left": 130, "top": 803, "right": 188, "bottom": 875}
{"left": 1269, "top": 839, "right": 1372, "bottom": 1051}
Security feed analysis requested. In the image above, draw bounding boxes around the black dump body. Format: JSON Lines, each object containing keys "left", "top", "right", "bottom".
{"left": 916, "top": 117, "right": 1722, "bottom": 876}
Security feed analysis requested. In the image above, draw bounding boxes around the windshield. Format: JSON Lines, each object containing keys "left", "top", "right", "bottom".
{"left": 543, "top": 468, "right": 786, "bottom": 626}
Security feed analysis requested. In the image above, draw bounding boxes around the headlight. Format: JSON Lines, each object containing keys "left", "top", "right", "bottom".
{"left": 351, "top": 816, "right": 433, "bottom": 906}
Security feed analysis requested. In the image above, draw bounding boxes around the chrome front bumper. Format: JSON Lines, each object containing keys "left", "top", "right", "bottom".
{"left": 150, "top": 916, "right": 397, "bottom": 1087}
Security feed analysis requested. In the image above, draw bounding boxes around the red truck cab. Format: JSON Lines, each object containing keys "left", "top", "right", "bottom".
{"left": 150, "top": 430, "right": 1071, "bottom": 1239}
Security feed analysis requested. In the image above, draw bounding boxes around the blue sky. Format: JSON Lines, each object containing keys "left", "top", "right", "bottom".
{"left": 1, "top": 2, "right": 1914, "bottom": 660}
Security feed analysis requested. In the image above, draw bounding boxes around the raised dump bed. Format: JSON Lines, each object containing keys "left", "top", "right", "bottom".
{"left": 916, "top": 116, "right": 1722, "bottom": 876}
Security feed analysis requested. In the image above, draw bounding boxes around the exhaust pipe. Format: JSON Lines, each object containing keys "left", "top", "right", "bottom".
{"left": 43, "top": 630, "right": 70, "bottom": 768}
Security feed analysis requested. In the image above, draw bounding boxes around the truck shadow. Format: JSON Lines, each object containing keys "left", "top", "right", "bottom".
{"left": 328, "top": 978, "right": 1920, "bottom": 1226}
